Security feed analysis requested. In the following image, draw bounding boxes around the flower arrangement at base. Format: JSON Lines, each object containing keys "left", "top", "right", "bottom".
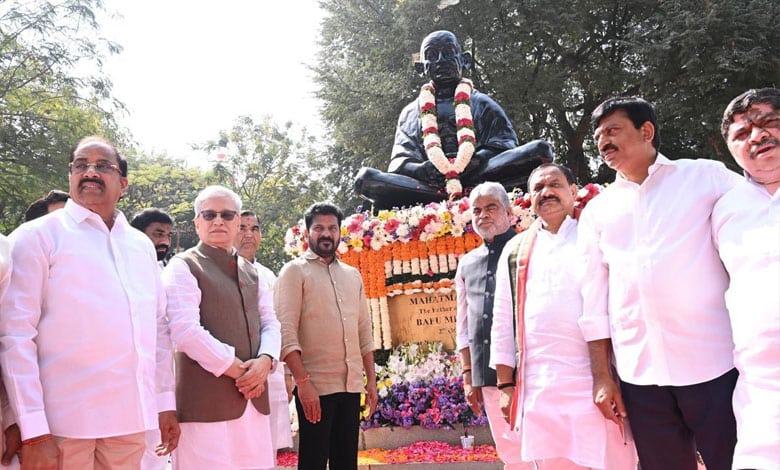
{"left": 283, "top": 184, "right": 603, "bottom": 349}
{"left": 362, "top": 342, "right": 488, "bottom": 430}
{"left": 277, "top": 442, "right": 500, "bottom": 467}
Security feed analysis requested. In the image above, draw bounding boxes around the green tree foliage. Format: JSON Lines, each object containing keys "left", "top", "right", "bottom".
{"left": 119, "top": 154, "right": 208, "bottom": 251}
{"left": 0, "top": 0, "right": 123, "bottom": 231}
{"left": 314, "top": 0, "right": 780, "bottom": 190}
{"left": 197, "top": 116, "right": 327, "bottom": 271}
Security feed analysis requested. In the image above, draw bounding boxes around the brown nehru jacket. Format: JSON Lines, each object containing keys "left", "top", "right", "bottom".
{"left": 175, "top": 242, "right": 270, "bottom": 422}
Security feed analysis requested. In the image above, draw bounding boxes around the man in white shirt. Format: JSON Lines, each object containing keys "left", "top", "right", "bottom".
{"left": 163, "top": 186, "right": 281, "bottom": 469}
{"left": 714, "top": 87, "right": 780, "bottom": 469}
{"left": 491, "top": 164, "right": 636, "bottom": 469}
{"left": 0, "top": 136, "right": 179, "bottom": 468}
{"left": 578, "top": 97, "right": 741, "bottom": 470}
{"left": 455, "top": 182, "right": 532, "bottom": 470}
{"left": 0, "top": 234, "right": 20, "bottom": 470}
{"left": 234, "top": 210, "right": 294, "bottom": 459}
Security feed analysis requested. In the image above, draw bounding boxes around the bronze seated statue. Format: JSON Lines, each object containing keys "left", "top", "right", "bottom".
{"left": 355, "top": 30, "right": 553, "bottom": 210}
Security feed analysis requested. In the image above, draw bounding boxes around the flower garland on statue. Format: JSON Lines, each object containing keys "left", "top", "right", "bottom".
{"left": 419, "top": 78, "right": 476, "bottom": 199}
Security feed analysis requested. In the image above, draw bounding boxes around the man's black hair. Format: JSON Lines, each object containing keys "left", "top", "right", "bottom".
{"left": 721, "top": 88, "right": 780, "bottom": 140}
{"left": 591, "top": 96, "right": 661, "bottom": 150}
{"left": 304, "top": 203, "right": 344, "bottom": 230}
{"left": 70, "top": 136, "right": 129, "bottom": 177}
{"left": 24, "top": 190, "right": 70, "bottom": 222}
{"left": 528, "top": 163, "right": 576, "bottom": 186}
{"left": 130, "top": 208, "right": 174, "bottom": 232}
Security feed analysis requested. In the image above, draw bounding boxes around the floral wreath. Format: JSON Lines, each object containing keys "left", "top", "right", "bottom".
{"left": 419, "top": 78, "right": 476, "bottom": 199}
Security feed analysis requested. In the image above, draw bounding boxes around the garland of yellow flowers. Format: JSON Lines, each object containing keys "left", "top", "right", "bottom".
{"left": 419, "top": 78, "right": 476, "bottom": 199}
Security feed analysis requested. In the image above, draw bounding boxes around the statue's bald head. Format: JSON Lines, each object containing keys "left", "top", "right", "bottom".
{"left": 419, "top": 30, "right": 462, "bottom": 57}
{"left": 417, "top": 30, "right": 470, "bottom": 86}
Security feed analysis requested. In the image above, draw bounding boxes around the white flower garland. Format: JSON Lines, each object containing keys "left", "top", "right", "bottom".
{"left": 419, "top": 78, "right": 477, "bottom": 198}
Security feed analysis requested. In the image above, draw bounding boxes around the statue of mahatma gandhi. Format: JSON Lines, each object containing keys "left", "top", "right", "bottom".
{"left": 355, "top": 30, "right": 553, "bottom": 210}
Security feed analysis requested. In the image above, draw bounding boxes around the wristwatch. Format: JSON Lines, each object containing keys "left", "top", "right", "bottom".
{"left": 260, "top": 353, "right": 278, "bottom": 369}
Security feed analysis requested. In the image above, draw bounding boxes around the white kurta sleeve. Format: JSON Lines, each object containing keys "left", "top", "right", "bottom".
{"left": 577, "top": 206, "right": 612, "bottom": 341}
{"left": 454, "top": 260, "right": 470, "bottom": 352}
{"left": 0, "top": 226, "right": 50, "bottom": 439}
{"left": 154, "top": 271, "right": 176, "bottom": 413}
{"left": 162, "top": 257, "right": 235, "bottom": 377}
{"left": 490, "top": 237, "right": 519, "bottom": 369}
{"left": 256, "top": 282, "right": 281, "bottom": 361}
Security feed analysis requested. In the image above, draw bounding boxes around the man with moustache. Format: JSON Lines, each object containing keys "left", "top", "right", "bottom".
{"left": 234, "top": 210, "right": 294, "bottom": 458}
{"left": 0, "top": 136, "right": 178, "bottom": 468}
{"left": 275, "top": 202, "right": 377, "bottom": 470}
{"left": 454, "top": 182, "right": 531, "bottom": 470}
{"left": 578, "top": 97, "right": 741, "bottom": 470}
{"left": 131, "top": 208, "right": 175, "bottom": 267}
{"left": 490, "top": 164, "right": 637, "bottom": 469}
{"left": 163, "top": 186, "right": 280, "bottom": 469}
{"left": 714, "top": 87, "right": 780, "bottom": 469}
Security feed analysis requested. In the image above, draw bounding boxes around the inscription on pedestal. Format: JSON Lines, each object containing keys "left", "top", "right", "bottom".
{"left": 387, "top": 292, "right": 457, "bottom": 350}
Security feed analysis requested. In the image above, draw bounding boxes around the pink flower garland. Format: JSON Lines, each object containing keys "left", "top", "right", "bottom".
{"left": 419, "top": 78, "right": 477, "bottom": 199}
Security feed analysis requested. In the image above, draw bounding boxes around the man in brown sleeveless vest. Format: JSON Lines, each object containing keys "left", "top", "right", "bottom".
{"left": 162, "top": 185, "right": 281, "bottom": 469}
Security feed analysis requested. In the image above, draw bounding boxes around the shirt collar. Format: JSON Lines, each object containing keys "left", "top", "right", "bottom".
{"left": 613, "top": 152, "right": 672, "bottom": 186}
{"left": 303, "top": 248, "right": 337, "bottom": 265}
{"left": 538, "top": 214, "right": 577, "bottom": 236}
{"left": 64, "top": 198, "right": 126, "bottom": 230}
{"left": 483, "top": 227, "right": 516, "bottom": 249}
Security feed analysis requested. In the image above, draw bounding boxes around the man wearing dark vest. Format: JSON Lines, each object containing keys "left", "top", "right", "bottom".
{"left": 162, "top": 185, "right": 281, "bottom": 469}
{"left": 454, "top": 182, "right": 530, "bottom": 470}
{"left": 276, "top": 202, "right": 377, "bottom": 470}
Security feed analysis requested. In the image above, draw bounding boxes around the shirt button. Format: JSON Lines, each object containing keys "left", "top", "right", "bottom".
{"left": 483, "top": 339, "right": 489, "bottom": 344}
{"left": 483, "top": 314, "right": 488, "bottom": 319}
{"left": 486, "top": 270, "right": 492, "bottom": 275}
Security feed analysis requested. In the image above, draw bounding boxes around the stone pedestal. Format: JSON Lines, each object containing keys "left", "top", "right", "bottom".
{"left": 359, "top": 424, "right": 494, "bottom": 450}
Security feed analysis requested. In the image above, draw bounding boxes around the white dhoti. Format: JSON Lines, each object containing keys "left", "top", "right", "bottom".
{"left": 268, "top": 365, "right": 293, "bottom": 451}
{"left": 173, "top": 402, "right": 274, "bottom": 470}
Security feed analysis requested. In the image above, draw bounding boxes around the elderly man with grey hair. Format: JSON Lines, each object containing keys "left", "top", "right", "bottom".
{"left": 162, "top": 185, "right": 281, "bottom": 469}
{"left": 455, "top": 181, "right": 531, "bottom": 469}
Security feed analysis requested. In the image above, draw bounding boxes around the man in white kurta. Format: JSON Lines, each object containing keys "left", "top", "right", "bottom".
{"left": 235, "top": 210, "right": 294, "bottom": 455}
{"left": 164, "top": 186, "right": 281, "bottom": 470}
{"left": 0, "top": 137, "right": 178, "bottom": 468}
{"left": 580, "top": 97, "right": 740, "bottom": 470}
{"left": 491, "top": 164, "right": 637, "bottom": 469}
{"left": 0, "top": 234, "right": 20, "bottom": 470}
{"left": 714, "top": 88, "right": 780, "bottom": 470}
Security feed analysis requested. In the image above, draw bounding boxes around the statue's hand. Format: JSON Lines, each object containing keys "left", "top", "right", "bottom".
{"left": 461, "top": 152, "right": 488, "bottom": 179}
{"left": 403, "top": 161, "right": 445, "bottom": 187}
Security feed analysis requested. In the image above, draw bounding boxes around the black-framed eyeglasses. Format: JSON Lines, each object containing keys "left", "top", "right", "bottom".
{"left": 199, "top": 210, "right": 237, "bottom": 221}
{"left": 69, "top": 160, "right": 121, "bottom": 175}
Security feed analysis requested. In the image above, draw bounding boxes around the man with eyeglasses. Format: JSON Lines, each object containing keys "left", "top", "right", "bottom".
{"left": 713, "top": 88, "right": 780, "bottom": 469}
{"left": 454, "top": 182, "right": 531, "bottom": 470}
{"left": 233, "top": 210, "right": 294, "bottom": 463}
{"left": 0, "top": 136, "right": 179, "bottom": 468}
{"left": 275, "top": 202, "right": 377, "bottom": 470}
{"left": 162, "top": 186, "right": 280, "bottom": 469}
